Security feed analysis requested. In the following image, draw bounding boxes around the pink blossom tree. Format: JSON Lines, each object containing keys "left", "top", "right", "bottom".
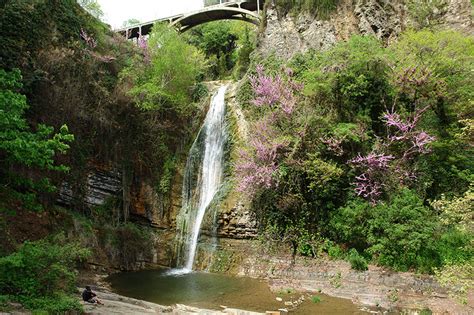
{"left": 350, "top": 106, "right": 435, "bottom": 203}
{"left": 236, "top": 65, "right": 302, "bottom": 197}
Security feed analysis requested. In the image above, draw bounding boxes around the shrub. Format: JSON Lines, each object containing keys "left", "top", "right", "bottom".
{"left": 122, "top": 23, "right": 206, "bottom": 112}
{"left": 0, "top": 68, "right": 74, "bottom": 211}
{"left": 331, "top": 190, "right": 441, "bottom": 272}
{"left": 435, "top": 259, "right": 474, "bottom": 304}
{"left": 347, "top": 248, "right": 368, "bottom": 271}
{"left": 366, "top": 190, "right": 439, "bottom": 272}
{"left": 0, "top": 234, "right": 90, "bottom": 313}
{"left": 329, "top": 198, "right": 370, "bottom": 251}
{"left": 311, "top": 295, "right": 322, "bottom": 303}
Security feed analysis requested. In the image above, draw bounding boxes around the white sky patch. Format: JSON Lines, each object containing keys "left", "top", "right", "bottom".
{"left": 97, "top": 0, "right": 204, "bottom": 29}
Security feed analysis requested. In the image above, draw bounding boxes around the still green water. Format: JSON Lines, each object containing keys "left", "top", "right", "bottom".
{"left": 107, "top": 269, "right": 371, "bottom": 314}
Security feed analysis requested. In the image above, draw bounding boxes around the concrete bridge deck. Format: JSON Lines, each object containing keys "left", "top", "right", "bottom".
{"left": 115, "top": 0, "right": 264, "bottom": 38}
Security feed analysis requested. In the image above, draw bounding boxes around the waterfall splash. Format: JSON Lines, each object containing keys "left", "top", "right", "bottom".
{"left": 172, "top": 85, "right": 227, "bottom": 274}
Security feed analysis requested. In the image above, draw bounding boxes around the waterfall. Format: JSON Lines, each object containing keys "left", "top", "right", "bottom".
{"left": 174, "top": 85, "right": 227, "bottom": 273}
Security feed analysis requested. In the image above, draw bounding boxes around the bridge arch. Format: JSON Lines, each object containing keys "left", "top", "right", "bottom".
{"left": 171, "top": 7, "right": 260, "bottom": 32}
{"left": 116, "top": 0, "right": 263, "bottom": 39}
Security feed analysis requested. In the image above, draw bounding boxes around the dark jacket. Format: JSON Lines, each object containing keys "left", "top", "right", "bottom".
{"left": 82, "top": 289, "right": 96, "bottom": 301}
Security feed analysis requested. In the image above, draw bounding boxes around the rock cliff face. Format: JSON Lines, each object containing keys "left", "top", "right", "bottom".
{"left": 57, "top": 166, "right": 180, "bottom": 228}
{"left": 258, "top": 0, "right": 473, "bottom": 59}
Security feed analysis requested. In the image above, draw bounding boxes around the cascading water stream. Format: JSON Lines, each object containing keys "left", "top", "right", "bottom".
{"left": 173, "top": 85, "right": 228, "bottom": 274}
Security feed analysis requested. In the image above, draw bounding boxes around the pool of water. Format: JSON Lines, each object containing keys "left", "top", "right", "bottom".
{"left": 107, "top": 269, "right": 371, "bottom": 314}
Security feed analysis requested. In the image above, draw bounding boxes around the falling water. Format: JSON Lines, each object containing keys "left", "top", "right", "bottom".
{"left": 174, "top": 85, "right": 227, "bottom": 273}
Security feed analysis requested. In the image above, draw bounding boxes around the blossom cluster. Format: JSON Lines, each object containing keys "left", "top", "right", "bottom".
{"left": 237, "top": 65, "right": 302, "bottom": 196}
{"left": 138, "top": 35, "right": 150, "bottom": 64}
{"left": 249, "top": 65, "right": 302, "bottom": 115}
{"left": 350, "top": 107, "right": 435, "bottom": 203}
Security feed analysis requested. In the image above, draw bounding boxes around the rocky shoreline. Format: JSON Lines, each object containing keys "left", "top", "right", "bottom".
{"left": 79, "top": 287, "right": 264, "bottom": 315}
{"left": 235, "top": 247, "right": 474, "bottom": 315}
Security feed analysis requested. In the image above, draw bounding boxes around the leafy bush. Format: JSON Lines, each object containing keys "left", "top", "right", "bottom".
{"left": 186, "top": 21, "right": 237, "bottom": 78}
{"left": 0, "top": 68, "right": 74, "bottom": 210}
{"left": 0, "top": 0, "right": 105, "bottom": 71}
{"left": 435, "top": 259, "right": 474, "bottom": 304}
{"left": 347, "top": 248, "right": 368, "bottom": 271}
{"left": 122, "top": 23, "right": 205, "bottom": 112}
{"left": 311, "top": 295, "right": 322, "bottom": 303}
{"left": 0, "top": 234, "right": 90, "bottom": 313}
{"left": 365, "top": 190, "right": 439, "bottom": 272}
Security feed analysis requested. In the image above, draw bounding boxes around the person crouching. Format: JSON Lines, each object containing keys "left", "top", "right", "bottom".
{"left": 82, "top": 286, "right": 103, "bottom": 305}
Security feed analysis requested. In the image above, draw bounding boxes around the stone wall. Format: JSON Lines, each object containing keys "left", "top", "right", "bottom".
{"left": 258, "top": 0, "right": 473, "bottom": 59}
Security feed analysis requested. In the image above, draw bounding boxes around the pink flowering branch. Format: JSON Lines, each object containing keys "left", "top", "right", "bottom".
{"left": 349, "top": 107, "right": 435, "bottom": 203}
{"left": 138, "top": 35, "right": 150, "bottom": 64}
{"left": 236, "top": 65, "right": 302, "bottom": 197}
{"left": 236, "top": 116, "right": 289, "bottom": 195}
{"left": 249, "top": 65, "right": 302, "bottom": 115}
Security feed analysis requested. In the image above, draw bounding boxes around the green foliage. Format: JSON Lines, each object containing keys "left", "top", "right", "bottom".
{"left": 186, "top": 21, "right": 256, "bottom": 79}
{"left": 299, "top": 35, "right": 391, "bottom": 130}
{"left": 0, "top": 0, "right": 105, "bottom": 71}
{"left": 0, "top": 69, "right": 74, "bottom": 171}
{"left": 391, "top": 30, "right": 474, "bottom": 120}
{"left": 311, "top": 295, "right": 321, "bottom": 303}
{"left": 233, "top": 26, "right": 256, "bottom": 79}
{"left": 329, "top": 198, "right": 370, "bottom": 251}
{"left": 325, "top": 241, "right": 345, "bottom": 260}
{"left": 0, "top": 69, "right": 74, "bottom": 211}
{"left": 432, "top": 185, "right": 473, "bottom": 232}
{"left": 365, "top": 190, "right": 439, "bottom": 272}
{"left": 77, "top": 0, "right": 104, "bottom": 19}
{"left": 0, "top": 234, "right": 90, "bottom": 313}
{"left": 435, "top": 259, "right": 474, "bottom": 304}
{"left": 304, "top": 154, "right": 343, "bottom": 197}
{"left": 123, "top": 23, "right": 205, "bottom": 112}
{"left": 330, "top": 189, "right": 473, "bottom": 272}
{"left": 347, "top": 248, "right": 368, "bottom": 271}
{"left": 158, "top": 158, "right": 176, "bottom": 193}
{"left": 275, "top": 0, "right": 340, "bottom": 19}
{"left": 191, "top": 82, "right": 209, "bottom": 102}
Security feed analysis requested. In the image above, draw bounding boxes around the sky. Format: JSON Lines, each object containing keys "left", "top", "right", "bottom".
{"left": 97, "top": 0, "right": 204, "bottom": 29}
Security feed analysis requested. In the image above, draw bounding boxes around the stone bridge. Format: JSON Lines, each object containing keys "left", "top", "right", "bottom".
{"left": 116, "top": 0, "right": 264, "bottom": 39}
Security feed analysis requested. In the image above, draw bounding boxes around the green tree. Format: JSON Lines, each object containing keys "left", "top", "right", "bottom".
{"left": 0, "top": 234, "right": 90, "bottom": 313}
{"left": 187, "top": 21, "right": 238, "bottom": 78}
{"left": 0, "top": 69, "right": 74, "bottom": 209}
{"left": 123, "top": 23, "right": 205, "bottom": 112}
{"left": 77, "top": 0, "right": 104, "bottom": 19}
